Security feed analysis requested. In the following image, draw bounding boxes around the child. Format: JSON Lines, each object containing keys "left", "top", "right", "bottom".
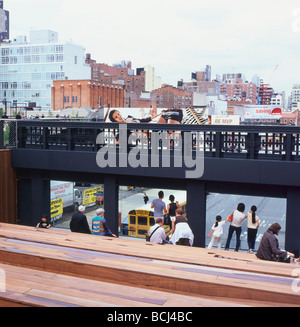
{"left": 207, "top": 215, "right": 229, "bottom": 250}
{"left": 36, "top": 214, "right": 51, "bottom": 229}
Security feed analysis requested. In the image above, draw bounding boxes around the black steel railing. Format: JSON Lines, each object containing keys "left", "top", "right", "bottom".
{"left": 3, "top": 119, "right": 300, "bottom": 161}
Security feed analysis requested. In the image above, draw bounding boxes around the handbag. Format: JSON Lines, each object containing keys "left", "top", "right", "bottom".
{"left": 227, "top": 212, "right": 233, "bottom": 222}
{"left": 145, "top": 225, "right": 160, "bottom": 242}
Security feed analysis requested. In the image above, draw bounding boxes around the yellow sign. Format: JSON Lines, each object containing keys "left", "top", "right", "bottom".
{"left": 83, "top": 186, "right": 102, "bottom": 206}
{"left": 51, "top": 198, "right": 63, "bottom": 219}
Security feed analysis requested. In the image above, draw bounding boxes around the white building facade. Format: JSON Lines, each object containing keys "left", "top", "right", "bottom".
{"left": 291, "top": 84, "right": 300, "bottom": 111}
{"left": 0, "top": 30, "right": 90, "bottom": 111}
{"left": 144, "top": 65, "right": 162, "bottom": 92}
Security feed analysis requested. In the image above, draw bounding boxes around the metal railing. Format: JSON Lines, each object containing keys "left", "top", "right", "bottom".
{"left": 0, "top": 119, "right": 17, "bottom": 149}
{"left": 3, "top": 119, "right": 300, "bottom": 161}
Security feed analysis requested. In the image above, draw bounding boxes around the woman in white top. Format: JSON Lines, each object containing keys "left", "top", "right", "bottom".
{"left": 224, "top": 203, "right": 247, "bottom": 252}
{"left": 207, "top": 215, "right": 230, "bottom": 250}
{"left": 247, "top": 205, "right": 259, "bottom": 253}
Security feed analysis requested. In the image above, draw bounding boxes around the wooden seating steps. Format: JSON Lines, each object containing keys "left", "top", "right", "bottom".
{"left": 0, "top": 223, "right": 299, "bottom": 307}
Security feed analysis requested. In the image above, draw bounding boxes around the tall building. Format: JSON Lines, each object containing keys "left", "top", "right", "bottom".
{"left": 0, "top": 1, "right": 9, "bottom": 42}
{"left": 222, "top": 73, "right": 245, "bottom": 84}
{"left": 270, "top": 91, "right": 286, "bottom": 108}
{"left": 142, "top": 65, "right": 162, "bottom": 92}
{"left": 0, "top": 30, "right": 90, "bottom": 111}
{"left": 178, "top": 66, "right": 218, "bottom": 94}
{"left": 258, "top": 82, "right": 274, "bottom": 105}
{"left": 219, "top": 81, "right": 257, "bottom": 104}
{"left": 191, "top": 65, "right": 211, "bottom": 82}
{"left": 291, "top": 84, "right": 300, "bottom": 111}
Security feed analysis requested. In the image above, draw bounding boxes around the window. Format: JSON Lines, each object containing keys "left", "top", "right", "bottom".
{"left": 56, "top": 54, "right": 64, "bottom": 62}
{"left": 74, "top": 56, "right": 77, "bottom": 64}
{"left": 55, "top": 45, "right": 64, "bottom": 53}
{"left": 46, "top": 55, "right": 55, "bottom": 62}
{"left": 32, "top": 55, "right": 40, "bottom": 63}
{"left": 10, "top": 56, "right": 17, "bottom": 64}
{"left": 22, "top": 82, "right": 31, "bottom": 89}
{"left": 1, "top": 48, "right": 10, "bottom": 56}
{"left": 2, "top": 57, "right": 9, "bottom": 64}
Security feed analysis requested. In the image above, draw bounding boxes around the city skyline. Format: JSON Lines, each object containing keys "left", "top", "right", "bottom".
{"left": 5, "top": 0, "right": 300, "bottom": 96}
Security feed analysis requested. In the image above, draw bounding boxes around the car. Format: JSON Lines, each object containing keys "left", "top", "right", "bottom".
{"left": 121, "top": 216, "right": 128, "bottom": 236}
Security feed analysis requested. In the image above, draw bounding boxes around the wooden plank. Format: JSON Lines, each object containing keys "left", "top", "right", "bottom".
{"left": 0, "top": 263, "right": 253, "bottom": 307}
{"left": 0, "top": 224, "right": 299, "bottom": 306}
{"left": 0, "top": 223, "right": 295, "bottom": 279}
{"left": 0, "top": 237, "right": 299, "bottom": 306}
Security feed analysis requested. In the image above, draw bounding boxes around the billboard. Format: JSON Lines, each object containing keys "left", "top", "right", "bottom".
{"left": 104, "top": 107, "right": 208, "bottom": 125}
{"left": 244, "top": 105, "right": 282, "bottom": 120}
{"left": 211, "top": 115, "right": 240, "bottom": 125}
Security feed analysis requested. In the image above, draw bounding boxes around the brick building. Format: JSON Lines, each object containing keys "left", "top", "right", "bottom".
{"left": 280, "top": 110, "right": 300, "bottom": 126}
{"left": 179, "top": 80, "right": 219, "bottom": 94}
{"left": 258, "top": 83, "right": 274, "bottom": 105}
{"left": 51, "top": 80, "right": 125, "bottom": 111}
{"left": 151, "top": 85, "right": 193, "bottom": 109}
{"left": 219, "top": 80, "right": 258, "bottom": 104}
{"left": 85, "top": 56, "right": 146, "bottom": 94}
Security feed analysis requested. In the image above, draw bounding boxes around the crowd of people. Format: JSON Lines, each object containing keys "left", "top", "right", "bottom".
{"left": 35, "top": 193, "right": 299, "bottom": 264}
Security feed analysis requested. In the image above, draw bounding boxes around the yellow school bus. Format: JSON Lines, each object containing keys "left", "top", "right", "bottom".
{"left": 127, "top": 209, "right": 171, "bottom": 238}
{"left": 127, "top": 191, "right": 187, "bottom": 238}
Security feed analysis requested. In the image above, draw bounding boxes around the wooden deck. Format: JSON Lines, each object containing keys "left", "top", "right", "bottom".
{"left": 0, "top": 223, "right": 299, "bottom": 307}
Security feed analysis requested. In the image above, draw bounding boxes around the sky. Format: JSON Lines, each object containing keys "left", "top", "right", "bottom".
{"left": 4, "top": 0, "right": 300, "bottom": 96}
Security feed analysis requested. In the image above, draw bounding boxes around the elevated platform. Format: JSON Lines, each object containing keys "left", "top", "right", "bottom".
{"left": 0, "top": 223, "right": 299, "bottom": 307}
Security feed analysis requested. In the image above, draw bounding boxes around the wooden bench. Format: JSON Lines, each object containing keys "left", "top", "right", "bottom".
{"left": 3, "top": 262, "right": 261, "bottom": 307}
{"left": 0, "top": 223, "right": 299, "bottom": 307}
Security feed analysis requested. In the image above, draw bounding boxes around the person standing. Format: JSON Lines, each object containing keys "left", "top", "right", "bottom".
{"left": 207, "top": 215, "right": 230, "bottom": 250}
{"left": 166, "top": 194, "right": 179, "bottom": 228}
{"left": 70, "top": 205, "right": 91, "bottom": 234}
{"left": 143, "top": 193, "right": 149, "bottom": 205}
{"left": 247, "top": 205, "right": 260, "bottom": 253}
{"left": 91, "top": 208, "right": 117, "bottom": 237}
{"left": 151, "top": 190, "right": 167, "bottom": 222}
{"left": 224, "top": 203, "right": 247, "bottom": 252}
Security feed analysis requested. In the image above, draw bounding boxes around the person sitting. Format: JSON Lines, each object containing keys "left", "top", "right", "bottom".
{"left": 169, "top": 208, "right": 194, "bottom": 246}
{"left": 36, "top": 214, "right": 51, "bottom": 229}
{"left": 148, "top": 218, "right": 167, "bottom": 244}
{"left": 70, "top": 205, "right": 91, "bottom": 234}
{"left": 91, "top": 208, "right": 117, "bottom": 237}
{"left": 256, "top": 223, "right": 295, "bottom": 263}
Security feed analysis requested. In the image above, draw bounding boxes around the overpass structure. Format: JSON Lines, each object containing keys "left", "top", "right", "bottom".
{"left": 1, "top": 119, "right": 300, "bottom": 256}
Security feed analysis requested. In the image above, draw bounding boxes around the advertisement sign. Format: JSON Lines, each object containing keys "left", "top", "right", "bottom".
{"left": 104, "top": 107, "right": 208, "bottom": 125}
{"left": 244, "top": 105, "right": 282, "bottom": 119}
{"left": 51, "top": 198, "right": 63, "bottom": 221}
{"left": 211, "top": 115, "right": 240, "bottom": 125}
{"left": 83, "top": 186, "right": 102, "bottom": 206}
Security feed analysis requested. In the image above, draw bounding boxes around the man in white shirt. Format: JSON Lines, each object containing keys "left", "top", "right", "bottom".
{"left": 148, "top": 218, "right": 167, "bottom": 244}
